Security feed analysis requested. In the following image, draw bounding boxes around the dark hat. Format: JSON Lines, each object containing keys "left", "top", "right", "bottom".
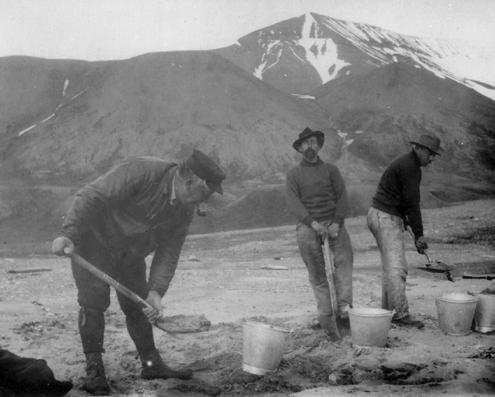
{"left": 409, "top": 134, "right": 443, "bottom": 155}
{"left": 185, "top": 149, "right": 226, "bottom": 194}
{"left": 292, "top": 127, "right": 324, "bottom": 151}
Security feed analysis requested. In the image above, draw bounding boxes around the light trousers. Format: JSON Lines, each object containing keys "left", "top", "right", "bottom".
{"left": 296, "top": 222, "right": 353, "bottom": 318}
{"left": 367, "top": 207, "right": 409, "bottom": 319}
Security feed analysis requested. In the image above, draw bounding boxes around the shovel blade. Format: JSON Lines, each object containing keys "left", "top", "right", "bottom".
{"left": 417, "top": 266, "right": 446, "bottom": 273}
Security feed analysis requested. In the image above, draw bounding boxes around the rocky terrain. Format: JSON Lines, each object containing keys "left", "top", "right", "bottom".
{"left": 0, "top": 200, "right": 494, "bottom": 396}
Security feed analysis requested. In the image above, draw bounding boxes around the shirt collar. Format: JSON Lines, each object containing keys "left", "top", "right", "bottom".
{"left": 410, "top": 149, "right": 422, "bottom": 168}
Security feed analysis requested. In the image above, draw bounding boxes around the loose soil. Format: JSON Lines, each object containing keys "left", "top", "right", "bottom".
{"left": 0, "top": 200, "right": 494, "bottom": 396}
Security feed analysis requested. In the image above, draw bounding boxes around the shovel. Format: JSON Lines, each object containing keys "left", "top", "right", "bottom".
{"left": 322, "top": 235, "right": 341, "bottom": 340}
{"left": 462, "top": 272, "right": 495, "bottom": 281}
{"left": 70, "top": 253, "right": 180, "bottom": 337}
{"left": 407, "top": 227, "right": 455, "bottom": 282}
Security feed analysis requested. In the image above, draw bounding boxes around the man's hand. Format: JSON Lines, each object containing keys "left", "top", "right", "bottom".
{"left": 327, "top": 223, "right": 340, "bottom": 239}
{"left": 415, "top": 236, "right": 428, "bottom": 254}
{"left": 143, "top": 290, "right": 164, "bottom": 323}
{"left": 311, "top": 221, "right": 327, "bottom": 237}
{"left": 51, "top": 236, "right": 75, "bottom": 256}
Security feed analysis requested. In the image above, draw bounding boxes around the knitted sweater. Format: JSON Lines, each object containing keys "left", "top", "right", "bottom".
{"left": 372, "top": 150, "right": 423, "bottom": 238}
{"left": 286, "top": 157, "right": 348, "bottom": 226}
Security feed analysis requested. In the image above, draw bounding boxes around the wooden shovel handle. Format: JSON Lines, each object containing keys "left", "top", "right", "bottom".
{"left": 322, "top": 236, "right": 341, "bottom": 339}
{"left": 69, "top": 253, "right": 179, "bottom": 337}
{"left": 70, "top": 253, "right": 153, "bottom": 310}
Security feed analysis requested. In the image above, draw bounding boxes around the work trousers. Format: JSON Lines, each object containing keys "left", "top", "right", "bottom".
{"left": 367, "top": 207, "right": 409, "bottom": 319}
{"left": 296, "top": 222, "right": 353, "bottom": 318}
{"left": 71, "top": 233, "right": 156, "bottom": 358}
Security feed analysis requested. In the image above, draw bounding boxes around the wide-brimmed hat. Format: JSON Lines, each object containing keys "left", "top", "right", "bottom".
{"left": 410, "top": 134, "right": 443, "bottom": 156}
{"left": 292, "top": 127, "right": 324, "bottom": 151}
{"left": 185, "top": 149, "right": 226, "bottom": 194}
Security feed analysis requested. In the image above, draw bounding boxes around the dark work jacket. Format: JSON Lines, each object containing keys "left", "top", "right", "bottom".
{"left": 61, "top": 157, "right": 195, "bottom": 295}
{"left": 372, "top": 150, "right": 423, "bottom": 238}
{"left": 286, "top": 157, "right": 348, "bottom": 226}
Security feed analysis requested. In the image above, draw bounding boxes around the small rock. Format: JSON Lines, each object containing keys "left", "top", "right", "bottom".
{"left": 328, "top": 373, "right": 338, "bottom": 385}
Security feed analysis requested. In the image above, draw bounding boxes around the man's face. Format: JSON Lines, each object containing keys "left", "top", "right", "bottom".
{"left": 299, "top": 136, "right": 321, "bottom": 161}
{"left": 177, "top": 173, "right": 213, "bottom": 204}
{"left": 415, "top": 146, "right": 437, "bottom": 167}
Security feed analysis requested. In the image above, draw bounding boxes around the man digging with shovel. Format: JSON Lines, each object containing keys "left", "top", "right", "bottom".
{"left": 286, "top": 127, "right": 354, "bottom": 340}
{"left": 367, "top": 134, "right": 442, "bottom": 329}
{"left": 52, "top": 150, "right": 225, "bottom": 395}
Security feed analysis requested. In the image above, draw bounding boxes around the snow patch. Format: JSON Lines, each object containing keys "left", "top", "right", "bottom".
{"left": 253, "top": 40, "right": 282, "bottom": 79}
{"left": 41, "top": 113, "right": 55, "bottom": 123}
{"left": 71, "top": 87, "right": 88, "bottom": 100}
{"left": 316, "top": 13, "right": 495, "bottom": 100}
{"left": 62, "top": 79, "right": 69, "bottom": 96}
{"left": 464, "top": 80, "right": 495, "bottom": 101}
{"left": 299, "top": 13, "right": 350, "bottom": 83}
{"left": 291, "top": 94, "right": 315, "bottom": 100}
{"left": 18, "top": 124, "right": 36, "bottom": 136}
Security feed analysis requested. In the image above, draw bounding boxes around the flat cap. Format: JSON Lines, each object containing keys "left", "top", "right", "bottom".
{"left": 185, "top": 149, "right": 226, "bottom": 194}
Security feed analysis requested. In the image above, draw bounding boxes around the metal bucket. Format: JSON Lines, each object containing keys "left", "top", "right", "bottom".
{"left": 436, "top": 293, "right": 479, "bottom": 336}
{"left": 475, "top": 293, "right": 495, "bottom": 333}
{"left": 242, "top": 321, "right": 289, "bottom": 375}
{"left": 348, "top": 307, "right": 394, "bottom": 347}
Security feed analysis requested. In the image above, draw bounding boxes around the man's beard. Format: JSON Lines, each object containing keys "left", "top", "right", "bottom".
{"left": 304, "top": 147, "right": 317, "bottom": 161}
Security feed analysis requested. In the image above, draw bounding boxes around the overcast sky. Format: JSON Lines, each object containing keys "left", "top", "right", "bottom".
{"left": 1, "top": 0, "right": 494, "bottom": 61}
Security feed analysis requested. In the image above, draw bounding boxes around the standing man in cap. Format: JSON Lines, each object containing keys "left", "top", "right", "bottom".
{"left": 286, "top": 127, "right": 354, "bottom": 340}
{"left": 367, "top": 134, "right": 442, "bottom": 329}
{"left": 52, "top": 150, "right": 225, "bottom": 395}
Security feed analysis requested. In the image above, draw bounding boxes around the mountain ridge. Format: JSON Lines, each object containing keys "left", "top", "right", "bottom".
{"left": 0, "top": 12, "right": 494, "bottom": 240}
{"left": 217, "top": 12, "right": 495, "bottom": 100}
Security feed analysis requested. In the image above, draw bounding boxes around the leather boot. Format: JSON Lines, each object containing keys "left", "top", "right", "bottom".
{"left": 319, "top": 314, "right": 341, "bottom": 341}
{"left": 392, "top": 315, "right": 424, "bottom": 329}
{"left": 141, "top": 350, "right": 192, "bottom": 380}
{"left": 82, "top": 353, "right": 110, "bottom": 396}
{"left": 337, "top": 316, "right": 351, "bottom": 336}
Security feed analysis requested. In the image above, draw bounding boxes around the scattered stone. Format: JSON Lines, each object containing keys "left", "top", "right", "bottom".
{"left": 328, "top": 373, "right": 338, "bottom": 385}
{"left": 469, "top": 346, "right": 495, "bottom": 359}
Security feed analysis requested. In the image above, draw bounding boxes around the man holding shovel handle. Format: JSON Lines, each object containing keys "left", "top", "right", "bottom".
{"left": 286, "top": 127, "right": 354, "bottom": 341}
{"left": 367, "top": 134, "right": 443, "bottom": 329}
{"left": 52, "top": 150, "right": 225, "bottom": 396}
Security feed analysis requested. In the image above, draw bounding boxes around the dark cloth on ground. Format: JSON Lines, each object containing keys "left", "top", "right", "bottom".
{"left": 0, "top": 348, "right": 72, "bottom": 396}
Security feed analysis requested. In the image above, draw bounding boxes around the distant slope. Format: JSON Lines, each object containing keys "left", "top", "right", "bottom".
{"left": 0, "top": 52, "right": 339, "bottom": 182}
{"left": 314, "top": 63, "right": 495, "bottom": 180}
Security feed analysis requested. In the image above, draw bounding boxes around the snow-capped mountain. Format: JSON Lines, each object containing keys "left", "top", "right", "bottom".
{"left": 217, "top": 12, "right": 495, "bottom": 100}
{"left": 0, "top": 13, "right": 494, "bottom": 238}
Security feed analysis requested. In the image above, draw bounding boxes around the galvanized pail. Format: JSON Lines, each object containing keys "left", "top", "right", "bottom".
{"left": 242, "top": 321, "right": 289, "bottom": 375}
